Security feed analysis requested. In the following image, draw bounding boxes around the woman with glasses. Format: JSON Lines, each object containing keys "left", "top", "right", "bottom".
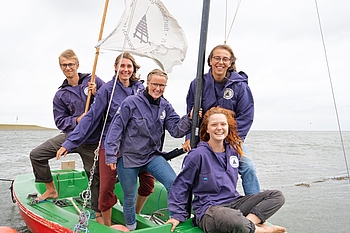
{"left": 104, "top": 69, "right": 195, "bottom": 231}
{"left": 56, "top": 52, "right": 155, "bottom": 226}
{"left": 183, "top": 44, "right": 260, "bottom": 196}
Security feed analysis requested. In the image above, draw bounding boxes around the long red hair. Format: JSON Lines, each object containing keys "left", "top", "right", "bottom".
{"left": 199, "top": 106, "right": 243, "bottom": 156}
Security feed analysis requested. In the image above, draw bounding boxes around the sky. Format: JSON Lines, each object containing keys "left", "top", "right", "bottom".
{"left": 0, "top": 0, "right": 349, "bottom": 131}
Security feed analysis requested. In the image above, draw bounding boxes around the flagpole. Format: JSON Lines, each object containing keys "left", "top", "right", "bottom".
{"left": 190, "top": 0, "right": 211, "bottom": 148}
{"left": 85, "top": 0, "right": 110, "bottom": 113}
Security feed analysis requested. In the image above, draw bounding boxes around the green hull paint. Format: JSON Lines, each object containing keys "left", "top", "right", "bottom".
{"left": 13, "top": 170, "right": 203, "bottom": 233}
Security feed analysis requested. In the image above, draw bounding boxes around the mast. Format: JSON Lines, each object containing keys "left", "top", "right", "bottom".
{"left": 84, "top": 0, "right": 110, "bottom": 113}
{"left": 190, "top": 0, "right": 211, "bottom": 148}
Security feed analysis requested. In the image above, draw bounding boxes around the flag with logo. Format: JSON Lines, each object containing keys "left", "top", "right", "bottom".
{"left": 95, "top": 0, "right": 188, "bottom": 73}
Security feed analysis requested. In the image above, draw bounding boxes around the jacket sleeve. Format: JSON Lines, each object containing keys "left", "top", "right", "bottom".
{"left": 185, "top": 80, "right": 195, "bottom": 141}
{"left": 168, "top": 152, "right": 200, "bottom": 222}
{"left": 95, "top": 76, "right": 105, "bottom": 89}
{"left": 62, "top": 88, "right": 107, "bottom": 151}
{"left": 53, "top": 93, "right": 78, "bottom": 132}
{"left": 234, "top": 81, "right": 254, "bottom": 141}
{"left": 164, "top": 103, "right": 191, "bottom": 138}
{"left": 104, "top": 101, "right": 131, "bottom": 164}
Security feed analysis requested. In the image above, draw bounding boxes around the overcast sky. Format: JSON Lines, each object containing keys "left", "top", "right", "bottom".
{"left": 1, "top": 0, "right": 349, "bottom": 131}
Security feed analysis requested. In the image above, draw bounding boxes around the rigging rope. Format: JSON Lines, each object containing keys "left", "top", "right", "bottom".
{"left": 74, "top": 1, "right": 139, "bottom": 232}
{"left": 314, "top": 0, "right": 350, "bottom": 183}
{"left": 224, "top": 0, "right": 242, "bottom": 44}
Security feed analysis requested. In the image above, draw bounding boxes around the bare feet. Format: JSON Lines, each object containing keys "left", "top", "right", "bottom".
{"left": 95, "top": 212, "right": 104, "bottom": 224}
{"left": 255, "top": 223, "right": 286, "bottom": 233}
{"left": 38, "top": 189, "right": 59, "bottom": 201}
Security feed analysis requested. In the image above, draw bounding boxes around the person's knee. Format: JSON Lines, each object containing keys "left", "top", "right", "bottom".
{"left": 29, "top": 148, "right": 40, "bottom": 160}
{"left": 274, "top": 190, "right": 285, "bottom": 206}
{"left": 138, "top": 173, "right": 155, "bottom": 196}
{"left": 239, "top": 157, "right": 256, "bottom": 174}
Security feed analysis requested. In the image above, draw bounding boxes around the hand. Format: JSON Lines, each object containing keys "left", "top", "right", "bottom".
{"left": 88, "top": 81, "right": 97, "bottom": 96}
{"left": 107, "top": 163, "right": 116, "bottom": 170}
{"left": 189, "top": 107, "right": 202, "bottom": 119}
{"left": 56, "top": 146, "right": 68, "bottom": 160}
{"left": 76, "top": 113, "right": 86, "bottom": 123}
{"left": 165, "top": 218, "right": 180, "bottom": 232}
{"left": 182, "top": 139, "right": 191, "bottom": 152}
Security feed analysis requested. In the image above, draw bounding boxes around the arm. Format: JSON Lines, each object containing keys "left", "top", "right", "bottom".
{"left": 164, "top": 102, "right": 191, "bottom": 139}
{"left": 234, "top": 82, "right": 254, "bottom": 141}
{"left": 167, "top": 152, "right": 200, "bottom": 230}
{"left": 61, "top": 88, "right": 108, "bottom": 152}
{"left": 53, "top": 94, "right": 78, "bottom": 132}
{"left": 104, "top": 101, "right": 131, "bottom": 167}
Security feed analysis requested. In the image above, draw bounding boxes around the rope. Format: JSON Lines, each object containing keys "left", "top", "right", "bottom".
{"left": 224, "top": 0, "right": 242, "bottom": 44}
{"left": 314, "top": 0, "right": 350, "bottom": 183}
{"left": 0, "top": 178, "right": 14, "bottom": 182}
{"left": 73, "top": 1, "right": 139, "bottom": 231}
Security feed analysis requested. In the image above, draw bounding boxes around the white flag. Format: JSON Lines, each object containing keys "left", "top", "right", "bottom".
{"left": 96, "top": 0, "right": 188, "bottom": 73}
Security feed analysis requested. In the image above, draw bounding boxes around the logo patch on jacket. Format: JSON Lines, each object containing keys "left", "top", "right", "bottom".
{"left": 160, "top": 110, "right": 166, "bottom": 119}
{"left": 84, "top": 87, "right": 89, "bottom": 96}
{"left": 229, "top": 156, "right": 239, "bottom": 168}
{"left": 224, "top": 88, "right": 234, "bottom": 100}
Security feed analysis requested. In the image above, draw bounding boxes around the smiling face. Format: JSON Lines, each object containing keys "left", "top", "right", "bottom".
{"left": 209, "top": 48, "right": 232, "bottom": 81}
{"left": 146, "top": 69, "right": 168, "bottom": 99}
{"left": 59, "top": 57, "right": 79, "bottom": 79}
{"left": 206, "top": 113, "right": 228, "bottom": 144}
{"left": 147, "top": 75, "right": 167, "bottom": 99}
{"left": 115, "top": 58, "right": 134, "bottom": 83}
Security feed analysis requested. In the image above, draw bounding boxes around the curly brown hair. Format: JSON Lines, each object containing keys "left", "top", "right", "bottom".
{"left": 199, "top": 106, "right": 243, "bottom": 156}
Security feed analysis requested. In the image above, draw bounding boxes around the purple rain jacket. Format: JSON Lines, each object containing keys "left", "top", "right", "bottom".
{"left": 61, "top": 77, "right": 145, "bottom": 152}
{"left": 105, "top": 93, "right": 192, "bottom": 167}
{"left": 186, "top": 70, "right": 254, "bottom": 141}
{"left": 53, "top": 73, "right": 105, "bottom": 144}
{"left": 168, "top": 141, "right": 241, "bottom": 222}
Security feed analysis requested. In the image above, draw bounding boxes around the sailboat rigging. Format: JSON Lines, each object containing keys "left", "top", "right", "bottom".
{"left": 314, "top": 0, "right": 349, "bottom": 182}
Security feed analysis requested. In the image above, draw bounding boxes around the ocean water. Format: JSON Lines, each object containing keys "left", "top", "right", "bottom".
{"left": 0, "top": 130, "right": 349, "bottom": 233}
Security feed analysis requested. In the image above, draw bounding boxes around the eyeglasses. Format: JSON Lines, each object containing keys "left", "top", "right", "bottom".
{"left": 212, "top": 56, "right": 231, "bottom": 64}
{"left": 150, "top": 82, "right": 167, "bottom": 89}
{"left": 60, "top": 63, "right": 76, "bottom": 69}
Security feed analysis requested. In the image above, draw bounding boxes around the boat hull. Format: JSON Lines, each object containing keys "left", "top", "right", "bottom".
{"left": 13, "top": 170, "right": 203, "bottom": 233}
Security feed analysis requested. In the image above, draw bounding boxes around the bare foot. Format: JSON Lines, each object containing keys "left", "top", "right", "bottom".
{"left": 96, "top": 212, "right": 104, "bottom": 224}
{"left": 255, "top": 223, "right": 286, "bottom": 233}
{"left": 38, "top": 189, "right": 59, "bottom": 201}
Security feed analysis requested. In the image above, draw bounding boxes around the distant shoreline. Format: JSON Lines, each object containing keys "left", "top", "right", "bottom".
{"left": 0, "top": 124, "right": 56, "bottom": 131}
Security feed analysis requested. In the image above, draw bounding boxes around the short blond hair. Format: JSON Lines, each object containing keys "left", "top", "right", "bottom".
{"left": 146, "top": 69, "right": 168, "bottom": 82}
{"left": 59, "top": 49, "right": 79, "bottom": 64}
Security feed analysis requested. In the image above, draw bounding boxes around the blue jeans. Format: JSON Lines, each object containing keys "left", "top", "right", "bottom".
{"left": 239, "top": 144, "right": 260, "bottom": 195}
{"left": 117, "top": 156, "right": 176, "bottom": 230}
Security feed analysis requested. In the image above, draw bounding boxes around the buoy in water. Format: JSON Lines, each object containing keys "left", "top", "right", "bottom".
{"left": 0, "top": 226, "right": 18, "bottom": 233}
{"left": 110, "top": 224, "right": 130, "bottom": 232}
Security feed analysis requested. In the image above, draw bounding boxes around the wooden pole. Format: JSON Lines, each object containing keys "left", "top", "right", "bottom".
{"left": 85, "top": 0, "right": 110, "bottom": 113}
{"left": 190, "top": 0, "right": 211, "bottom": 148}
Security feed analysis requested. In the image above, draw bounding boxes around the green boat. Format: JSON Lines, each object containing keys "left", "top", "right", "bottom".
{"left": 13, "top": 169, "right": 203, "bottom": 233}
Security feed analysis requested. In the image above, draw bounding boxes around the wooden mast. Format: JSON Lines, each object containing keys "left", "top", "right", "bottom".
{"left": 190, "top": 0, "right": 211, "bottom": 148}
{"left": 84, "top": 0, "right": 110, "bottom": 113}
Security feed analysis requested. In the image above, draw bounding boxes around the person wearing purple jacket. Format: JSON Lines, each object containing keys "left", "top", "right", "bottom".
{"left": 183, "top": 44, "right": 260, "bottom": 196}
{"left": 29, "top": 49, "right": 105, "bottom": 220}
{"left": 104, "top": 69, "right": 194, "bottom": 231}
{"left": 56, "top": 52, "right": 155, "bottom": 226}
{"left": 167, "top": 106, "right": 286, "bottom": 233}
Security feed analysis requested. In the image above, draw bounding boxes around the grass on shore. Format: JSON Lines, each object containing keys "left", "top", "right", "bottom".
{"left": 0, "top": 124, "right": 56, "bottom": 131}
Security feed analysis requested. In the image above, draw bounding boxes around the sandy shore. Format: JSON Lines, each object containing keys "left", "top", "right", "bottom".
{"left": 0, "top": 124, "right": 56, "bottom": 130}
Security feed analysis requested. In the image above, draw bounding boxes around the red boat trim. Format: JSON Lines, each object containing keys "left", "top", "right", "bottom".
{"left": 14, "top": 192, "right": 73, "bottom": 233}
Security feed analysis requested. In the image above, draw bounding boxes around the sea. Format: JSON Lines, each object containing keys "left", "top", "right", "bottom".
{"left": 0, "top": 130, "right": 349, "bottom": 233}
